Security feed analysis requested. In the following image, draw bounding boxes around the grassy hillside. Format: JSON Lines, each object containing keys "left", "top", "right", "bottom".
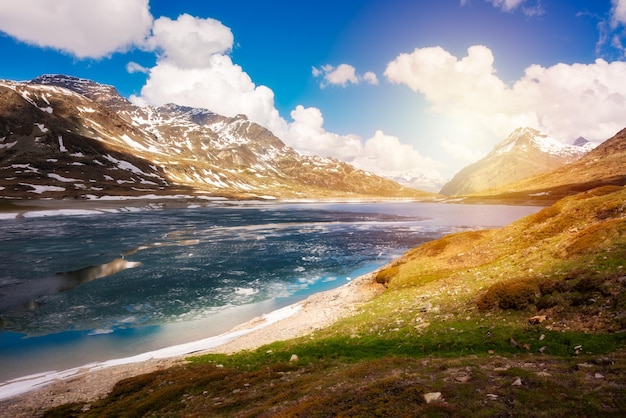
{"left": 46, "top": 186, "right": 626, "bottom": 417}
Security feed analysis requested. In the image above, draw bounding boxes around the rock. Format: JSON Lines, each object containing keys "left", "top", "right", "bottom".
{"left": 415, "top": 322, "right": 430, "bottom": 331}
{"left": 536, "top": 371, "right": 551, "bottom": 377}
{"left": 539, "top": 346, "right": 547, "bottom": 354}
{"left": 594, "top": 373, "right": 605, "bottom": 379}
{"left": 509, "top": 337, "right": 520, "bottom": 348}
{"left": 455, "top": 374, "right": 471, "bottom": 383}
{"left": 511, "top": 377, "right": 523, "bottom": 386}
{"left": 528, "top": 315, "right": 547, "bottom": 325}
{"left": 289, "top": 354, "right": 299, "bottom": 362}
{"left": 592, "top": 357, "right": 612, "bottom": 366}
{"left": 423, "top": 392, "right": 443, "bottom": 403}
{"left": 539, "top": 334, "right": 545, "bottom": 341}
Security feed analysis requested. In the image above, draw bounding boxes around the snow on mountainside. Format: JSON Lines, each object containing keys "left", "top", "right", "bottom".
{"left": 440, "top": 127, "right": 593, "bottom": 196}
{"left": 0, "top": 75, "right": 430, "bottom": 200}
{"left": 465, "top": 127, "right": 626, "bottom": 202}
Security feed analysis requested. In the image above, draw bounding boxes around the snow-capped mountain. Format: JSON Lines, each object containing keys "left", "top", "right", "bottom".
{"left": 440, "top": 127, "right": 593, "bottom": 196}
{"left": 0, "top": 75, "right": 431, "bottom": 200}
{"left": 389, "top": 171, "right": 449, "bottom": 194}
{"left": 466, "top": 127, "right": 626, "bottom": 202}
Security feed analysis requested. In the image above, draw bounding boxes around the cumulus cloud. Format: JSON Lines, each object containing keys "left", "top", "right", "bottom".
{"left": 282, "top": 109, "right": 444, "bottom": 183}
{"left": 131, "top": 14, "right": 281, "bottom": 130}
{"left": 144, "top": 14, "right": 234, "bottom": 68}
{"left": 0, "top": 0, "right": 152, "bottom": 58}
{"left": 284, "top": 105, "right": 363, "bottom": 160}
{"left": 363, "top": 71, "right": 379, "bottom": 85}
{"left": 385, "top": 44, "right": 626, "bottom": 154}
{"left": 312, "top": 64, "right": 379, "bottom": 87}
{"left": 351, "top": 131, "right": 446, "bottom": 179}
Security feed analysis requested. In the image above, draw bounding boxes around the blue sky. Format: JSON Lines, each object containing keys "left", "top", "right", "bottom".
{"left": 1, "top": 0, "right": 625, "bottom": 186}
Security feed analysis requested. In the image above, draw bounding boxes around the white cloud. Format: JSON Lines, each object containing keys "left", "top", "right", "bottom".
{"left": 144, "top": 14, "right": 234, "bottom": 68}
{"left": 282, "top": 109, "right": 445, "bottom": 184}
{"left": 596, "top": 0, "right": 626, "bottom": 58}
{"left": 131, "top": 14, "right": 281, "bottom": 130}
{"left": 363, "top": 71, "right": 379, "bottom": 85}
{"left": 351, "top": 131, "right": 446, "bottom": 179}
{"left": 284, "top": 105, "right": 363, "bottom": 160}
{"left": 126, "top": 62, "right": 149, "bottom": 74}
{"left": 312, "top": 64, "right": 379, "bottom": 87}
{"left": 385, "top": 44, "right": 626, "bottom": 154}
{"left": 0, "top": 0, "right": 152, "bottom": 58}
{"left": 483, "top": 0, "right": 544, "bottom": 16}
{"left": 611, "top": 0, "right": 626, "bottom": 26}
{"left": 486, "top": 0, "right": 526, "bottom": 12}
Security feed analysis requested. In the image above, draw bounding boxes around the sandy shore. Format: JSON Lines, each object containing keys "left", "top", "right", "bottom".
{"left": 0, "top": 272, "right": 384, "bottom": 417}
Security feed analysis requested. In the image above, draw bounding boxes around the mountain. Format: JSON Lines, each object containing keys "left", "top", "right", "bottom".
{"left": 440, "top": 127, "right": 592, "bottom": 196}
{"left": 388, "top": 171, "right": 449, "bottom": 194}
{"left": 467, "top": 126, "right": 626, "bottom": 202}
{"left": 0, "top": 75, "right": 432, "bottom": 201}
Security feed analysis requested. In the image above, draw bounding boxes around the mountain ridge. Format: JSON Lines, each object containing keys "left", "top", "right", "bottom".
{"left": 1, "top": 75, "right": 433, "bottom": 201}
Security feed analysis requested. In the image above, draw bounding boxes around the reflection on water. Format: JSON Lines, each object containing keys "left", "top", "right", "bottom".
{"left": 0, "top": 258, "right": 141, "bottom": 314}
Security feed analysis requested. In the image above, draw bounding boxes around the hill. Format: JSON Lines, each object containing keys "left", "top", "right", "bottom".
{"left": 0, "top": 75, "right": 432, "bottom": 201}
{"left": 457, "top": 127, "right": 626, "bottom": 204}
{"left": 39, "top": 185, "right": 626, "bottom": 417}
{"left": 440, "top": 127, "right": 591, "bottom": 196}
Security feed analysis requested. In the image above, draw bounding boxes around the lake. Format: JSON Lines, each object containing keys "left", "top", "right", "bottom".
{"left": 0, "top": 201, "right": 540, "bottom": 385}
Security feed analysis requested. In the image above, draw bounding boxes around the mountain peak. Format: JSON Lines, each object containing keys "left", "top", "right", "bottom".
{"left": 490, "top": 127, "right": 588, "bottom": 159}
{"left": 440, "top": 127, "right": 591, "bottom": 196}
{"left": 30, "top": 74, "right": 132, "bottom": 110}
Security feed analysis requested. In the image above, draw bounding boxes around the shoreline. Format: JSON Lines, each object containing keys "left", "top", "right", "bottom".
{"left": 0, "top": 271, "right": 384, "bottom": 417}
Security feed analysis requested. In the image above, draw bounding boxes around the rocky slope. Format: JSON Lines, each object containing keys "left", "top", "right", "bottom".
{"left": 440, "top": 127, "right": 592, "bottom": 196}
{"left": 0, "top": 75, "right": 430, "bottom": 201}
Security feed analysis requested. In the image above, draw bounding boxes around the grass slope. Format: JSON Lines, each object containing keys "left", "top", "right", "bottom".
{"left": 46, "top": 186, "right": 626, "bottom": 417}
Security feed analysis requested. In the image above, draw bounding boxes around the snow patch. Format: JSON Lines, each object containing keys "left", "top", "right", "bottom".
{"left": 58, "top": 136, "right": 67, "bottom": 152}
{"left": 48, "top": 173, "right": 82, "bottom": 183}
{"left": 0, "top": 141, "right": 17, "bottom": 149}
{"left": 34, "top": 123, "right": 49, "bottom": 133}
{"left": 19, "top": 184, "right": 65, "bottom": 194}
{"left": 11, "top": 164, "right": 39, "bottom": 173}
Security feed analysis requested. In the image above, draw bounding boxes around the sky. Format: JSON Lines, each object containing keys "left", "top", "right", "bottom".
{"left": 1, "top": 0, "right": 626, "bottom": 186}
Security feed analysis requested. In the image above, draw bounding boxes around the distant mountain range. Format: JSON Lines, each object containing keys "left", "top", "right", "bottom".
{"left": 440, "top": 127, "right": 594, "bottom": 196}
{"left": 0, "top": 75, "right": 431, "bottom": 201}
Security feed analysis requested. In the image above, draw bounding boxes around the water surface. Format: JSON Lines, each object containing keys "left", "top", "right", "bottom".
{"left": 0, "top": 201, "right": 540, "bottom": 381}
